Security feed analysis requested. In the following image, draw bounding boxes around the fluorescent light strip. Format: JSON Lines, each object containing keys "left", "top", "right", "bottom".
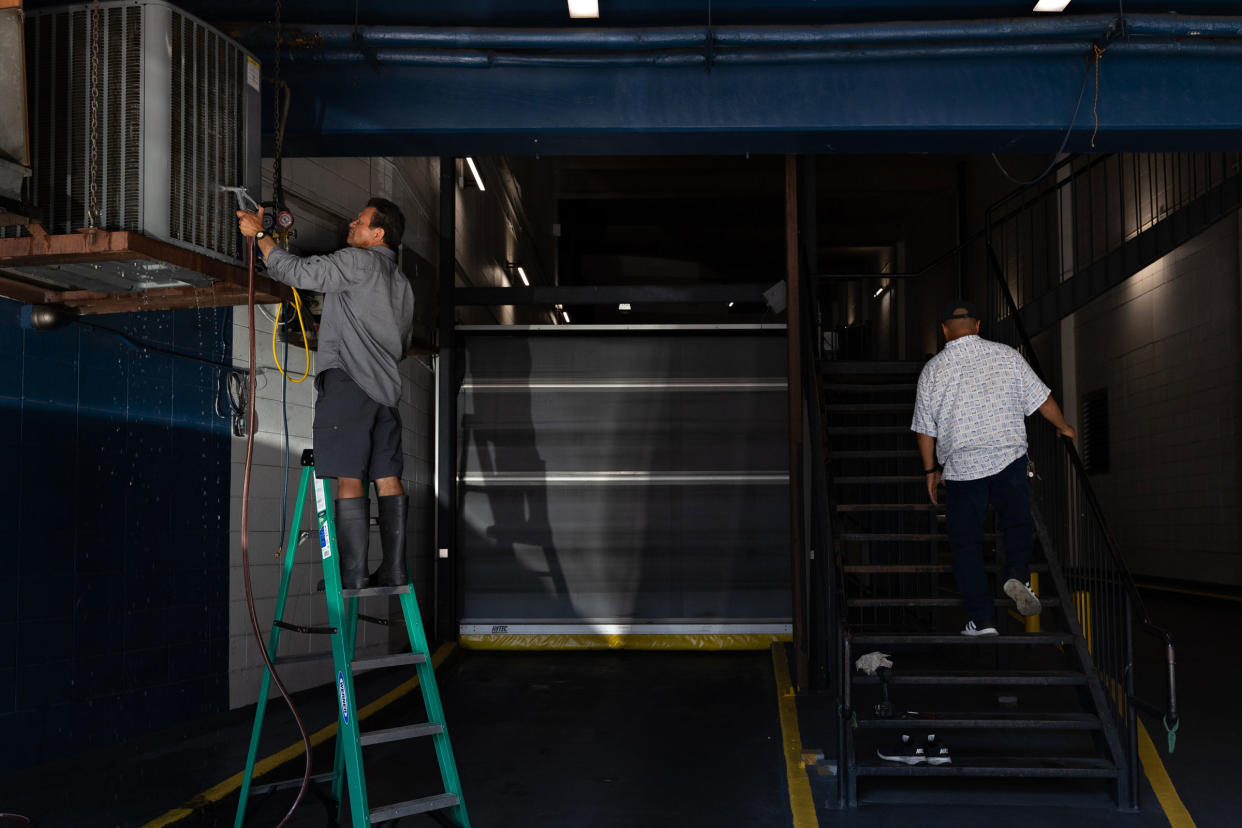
{"left": 1033, "top": 0, "right": 1071, "bottom": 11}
{"left": 465, "top": 157, "right": 485, "bottom": 191}
{"left": 517, "top": 266, "right": 529, "bottom": 286}
{"left": 568, "top": 0, "right": 599, "bottom": 19}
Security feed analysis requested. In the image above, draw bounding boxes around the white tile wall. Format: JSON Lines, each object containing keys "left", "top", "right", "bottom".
{"left": 1075, "top": 216, "right": 1242, "bottom": 587}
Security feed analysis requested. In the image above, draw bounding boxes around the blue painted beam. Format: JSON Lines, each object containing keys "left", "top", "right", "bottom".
{"left": 268, "top": 36, "right": 1242, "bottom": 156}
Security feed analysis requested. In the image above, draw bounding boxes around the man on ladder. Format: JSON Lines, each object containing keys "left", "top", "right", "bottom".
{"left": 237, "top": 199, "right": 413, "bottom": 589}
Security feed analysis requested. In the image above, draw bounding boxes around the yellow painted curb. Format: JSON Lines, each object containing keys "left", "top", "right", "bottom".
{"left": 1137, "top": 716, "right": 1196, "bottom": 827}
{"left": 771, "top": 644, "right": 819, "bottom": 828}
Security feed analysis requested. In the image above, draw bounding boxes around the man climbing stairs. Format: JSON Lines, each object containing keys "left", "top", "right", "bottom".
{"left": 822, "top": 361, "right": 1129, "bottom": 807}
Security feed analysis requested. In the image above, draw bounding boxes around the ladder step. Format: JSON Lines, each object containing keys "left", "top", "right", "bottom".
{"left": 352, "top": 652, "right": 428, "bottom": 673}
{"left": 846, "top": 597, "right": 1059, "bottom": 608}
{"left": 370, "top": 792, "right": 461, "bottom": 822}
{"left": 839, "top": 532, "right": 1000, "bottom": 542}
{"left": 853, "top": 670, "right": 1087, "bottom": 686}
{"left": 271, "top": 652, "right": 336, "bottom": 667}
{"left": 854, "top": 757, "right": 1117, "bottom": 778}
{"left": 844, "top": 563, "right": 1050, "bottom": 574}
{"left": 857, "top": 713, "right": 1102, "bottom": 730}
{"left": 852, "top": 632, "right": 1073, "bottom": 645}
{"left": 831, "top": 450, "right": 920, "bottom": 459}
{"left": 341, "top": 584, "right": 413, "bottom": 598}
{"left": 359, "top": 721, "right": 444, "bottom": 747}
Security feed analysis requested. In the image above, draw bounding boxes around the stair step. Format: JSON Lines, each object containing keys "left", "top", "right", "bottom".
{"left": 844, "top": 563, "right": 1049, "bottom": 574}
{"left": 825, "top": 403, "right": 912, "bottom": 412}
{"left": 858, "top": 713, "right": 1102, "bottom": 730}
{"left": 359, "top": 721, "right": 444, "bottom": 747}
{"left": 854, "top": 757, "right": 1117, "bottom": 778}
{"left": 839, "top": 532, "right": 1000, "bottom": 542}
{"left": 834, "top": 475, "right": 925, "bottom": 484}
{"left": 824, "top": 383, "right": 917, "bottom": 392}
{"left": 831, "top": 450, "right": 920, "bottom": 459}
{"left": 822, "top": 361, "right": 924, "bottom": 374}
{"left": 837, "top": 503, "right": 944, "bottom": 512}
{"left": 370, "top": 793, "right": 460, "bottom": 822}
{"left": 853, "top": 670, "right": 1087, "bottom": 686}
{"left": 852, "top": 632, "right": 1073, "bottom": 645}
{"left": 352, "top": 652, "right": 427, "bottom": 673}
{"left": 828, "top": 426, "right": 912, "bottom": 435}
{"left": 847, "top": 597, "right": 1059, "bottom": 608}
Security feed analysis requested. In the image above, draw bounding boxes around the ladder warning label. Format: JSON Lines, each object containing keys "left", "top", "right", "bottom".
{"left": 246, "top": 56, "right": 261, "bottom": 91}
{"left": 338, "top": 672, "right": 349, "bottom": 724}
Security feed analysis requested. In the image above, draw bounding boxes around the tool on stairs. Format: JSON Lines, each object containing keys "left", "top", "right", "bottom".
{"left": 234, "top": 449, "right": 470, "bottom": 828}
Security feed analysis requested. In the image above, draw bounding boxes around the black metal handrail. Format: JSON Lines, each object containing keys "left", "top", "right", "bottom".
{"left": 984, "top": 241, "right": 1178, "bottom": 778}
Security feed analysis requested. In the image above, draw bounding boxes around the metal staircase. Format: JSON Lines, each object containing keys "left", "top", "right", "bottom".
{"left": 808, "top": 151, "right": 1204, "bottom": 811}
{"left": 823, "top": 361, "right": 1128, "bottom": 806}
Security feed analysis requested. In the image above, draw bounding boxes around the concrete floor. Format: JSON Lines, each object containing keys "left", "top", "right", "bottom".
{"left": 0, "top": 588, "right": 1233, "bottom": 827}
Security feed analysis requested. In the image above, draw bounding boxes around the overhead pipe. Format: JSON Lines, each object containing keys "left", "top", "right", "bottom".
{"left": 273, "top": 40, "right": 1242, "bottom": 68}
{"left": 264, "top": 13, "right": 1242, "bottom": 55}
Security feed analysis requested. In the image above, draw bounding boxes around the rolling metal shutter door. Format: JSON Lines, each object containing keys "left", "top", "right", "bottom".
{"left": 458, "top": 330, "right": 790, "bottom": 638}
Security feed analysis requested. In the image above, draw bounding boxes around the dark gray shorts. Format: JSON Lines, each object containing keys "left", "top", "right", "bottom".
{"left": 313, "top": 368, "right": 403, "bottom": 481}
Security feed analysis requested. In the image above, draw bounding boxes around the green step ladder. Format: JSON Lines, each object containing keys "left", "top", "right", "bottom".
{"left": 234, "top": 449, "right": 470, "bottom": 827}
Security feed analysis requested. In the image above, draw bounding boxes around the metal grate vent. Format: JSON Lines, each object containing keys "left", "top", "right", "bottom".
{"left": 170, "top": 11, "right": 245, "bottom": 261}
{"left": 19, "top": 1, "right": 255, "bottom": 266}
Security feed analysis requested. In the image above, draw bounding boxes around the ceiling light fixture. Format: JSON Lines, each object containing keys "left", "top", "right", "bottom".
{"left": 619, "top": 303, "right": 631, "bottom": 312}
{"left": 1032, "top": 0, "right": 1072, "bottom": 12}
{"left": 728, "top": 301, "right": 735, "bottom": 308}
{"left": 568, "top": 0, "right": 599, "bottom": 19}
{"left": 517, "top": 266, "right": 529, "bottom": 286}
{"left": 465, "top": 157, "right": 486, "bottom": 191}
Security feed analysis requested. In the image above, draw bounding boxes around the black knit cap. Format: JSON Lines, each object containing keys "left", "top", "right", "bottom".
{"left": 940, "top": 298, "right": 981, "bottom": 323}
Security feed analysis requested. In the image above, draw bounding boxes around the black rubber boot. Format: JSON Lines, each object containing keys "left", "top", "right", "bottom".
{"left": 334, "top": 497, "right": 371, "bottom": 590}
{"left": 370, "top": 494, "right": 409, "bottom": 587}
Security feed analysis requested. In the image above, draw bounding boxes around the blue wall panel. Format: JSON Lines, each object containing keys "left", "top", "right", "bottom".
{"left": 0, "top": 297, "right": 233, "bottom": 772}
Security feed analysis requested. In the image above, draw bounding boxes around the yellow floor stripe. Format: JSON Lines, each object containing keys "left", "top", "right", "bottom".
{"left": 140, "top": 642, "right": 456, "bottom": 828}
{"left": 771, "top": 645, "right": 819, "bottom": 828}
{"left": 1137, "top": 716, "right": 1196, "bottom": 828}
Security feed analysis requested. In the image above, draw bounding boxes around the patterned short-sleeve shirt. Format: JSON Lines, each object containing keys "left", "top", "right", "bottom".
{"left": 911, "top": 335, "right": 1050, "bottom": 481}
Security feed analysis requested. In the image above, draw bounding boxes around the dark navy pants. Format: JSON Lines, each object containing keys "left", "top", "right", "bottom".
{"left": 944, "top": 455, "right": 1033, "bottom": 626}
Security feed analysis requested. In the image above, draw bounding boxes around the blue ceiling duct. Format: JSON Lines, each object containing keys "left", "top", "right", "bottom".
{"left": 213, "top": 11, "right": 1242, "bottom": 156}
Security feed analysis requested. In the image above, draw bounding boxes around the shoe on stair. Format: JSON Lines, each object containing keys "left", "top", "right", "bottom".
{"left": 924, "top": 733, "right": 951, "bottom": 766}
{"left": 877, "top": 733, "right": 926, "bottom": 765}
{"left": 1004, "top": 578, "right": 1042, "bottom": 616}
{"left": 961, "top": 620, "right": 998, "bottom": 637}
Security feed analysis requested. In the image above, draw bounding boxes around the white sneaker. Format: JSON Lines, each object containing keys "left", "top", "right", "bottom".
{"left": 1004, "top": 578, "right": 1042, "bottom": 616}
{"left": 961, "top": 620, "right": 998, "bottom": 637}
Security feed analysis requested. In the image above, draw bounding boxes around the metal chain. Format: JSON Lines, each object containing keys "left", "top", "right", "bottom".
{"left": 87, "top": 0, "right": 102, "bottom": 228}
